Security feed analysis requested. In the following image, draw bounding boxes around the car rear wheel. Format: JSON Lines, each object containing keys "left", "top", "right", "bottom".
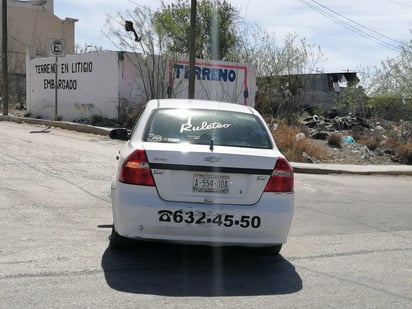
{"left": 109, "top": 227, "right": 130, "bottom": 249}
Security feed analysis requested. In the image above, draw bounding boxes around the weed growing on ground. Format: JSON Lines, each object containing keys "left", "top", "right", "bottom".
{"left": 328, "top": 133, "right": 342, "bottom": 148}
{"left": 273, "top": 122, "right": 329, "bottom": 162}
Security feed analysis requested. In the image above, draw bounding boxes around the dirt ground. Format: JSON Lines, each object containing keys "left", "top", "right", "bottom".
{"left": 320, "top": 139, "right": 397, "bottom": 165}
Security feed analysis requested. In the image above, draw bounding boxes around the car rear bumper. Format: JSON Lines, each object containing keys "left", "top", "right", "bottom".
{"left": 111, "top": 182, "right": 294, "bottom": 247}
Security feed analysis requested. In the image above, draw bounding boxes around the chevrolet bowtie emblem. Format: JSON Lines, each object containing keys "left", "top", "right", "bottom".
{"left": 204, "top": 156, "right": 221, "bottom": 163}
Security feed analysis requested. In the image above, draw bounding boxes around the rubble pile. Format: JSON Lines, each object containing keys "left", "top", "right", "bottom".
{"left": 302, "top": 114, "right": 370, "bottom": 140}
{"left": 299, "top": 114, "right": 411, "bottom": 165}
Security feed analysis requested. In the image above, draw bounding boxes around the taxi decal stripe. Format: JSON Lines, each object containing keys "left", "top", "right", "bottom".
{"left": 149, "top": 163, "right": 272, "bottom": 175}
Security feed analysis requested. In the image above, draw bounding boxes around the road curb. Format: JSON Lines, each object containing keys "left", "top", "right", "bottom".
{"left": 291, "top": 165, "right": 412, "bottom": 176}
{"left": 0, "top": 115, "right": 111, "bottom": 136}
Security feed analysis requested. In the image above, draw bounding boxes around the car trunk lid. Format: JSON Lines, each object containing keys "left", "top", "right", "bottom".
{"left": 144, "top": 143, "right": 279, "bottom": 205}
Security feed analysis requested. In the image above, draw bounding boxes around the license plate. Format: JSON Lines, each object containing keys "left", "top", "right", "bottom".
{"left": 193, "top": 174, "right": 230, "bottom": 193}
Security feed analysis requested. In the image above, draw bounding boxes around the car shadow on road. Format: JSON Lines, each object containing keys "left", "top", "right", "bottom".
{"left": 101, "top": 242, "right": 302, "bottom": 297}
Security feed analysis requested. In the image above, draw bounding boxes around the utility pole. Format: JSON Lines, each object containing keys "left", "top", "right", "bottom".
{"left": 188, "top": 0, "right": 196, "bottom": 99}
{"left": 2, "top": 0, "right": 8, "bottom": 116}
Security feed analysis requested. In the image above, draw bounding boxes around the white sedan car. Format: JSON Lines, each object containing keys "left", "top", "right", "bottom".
{"left": 110, "top": 99, "right": 294, "bottom": 254}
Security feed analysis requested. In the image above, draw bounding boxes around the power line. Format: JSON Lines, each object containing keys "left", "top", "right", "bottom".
{"left": 310, "top": 0, "right": 401, "bottom": 45}
{"left": 387, "top": 0, "right": 412, "bottom": 9}
{"left": 297, "top": 0, "right": 402, "bottom": 52}
{"left": 298, "top": 0, "right": 400, "bottom": 51}
{"left": 300, "top": 0, "right": 402, "bottom": 51}
{"left": 244, "top": 0, "right": 250, "bottom": 19}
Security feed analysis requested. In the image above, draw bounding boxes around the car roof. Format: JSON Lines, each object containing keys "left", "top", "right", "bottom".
{"left": 146, "top": 99, "right": 257, "bottom": 114}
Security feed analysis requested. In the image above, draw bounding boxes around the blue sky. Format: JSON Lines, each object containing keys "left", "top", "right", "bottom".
{"left": 54, "top": 0, "right": 411, "bottom": 73}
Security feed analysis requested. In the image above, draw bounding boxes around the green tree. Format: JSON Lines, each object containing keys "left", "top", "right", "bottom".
{"left": 153, "top": 0, "right": 240, "bottom": 60}
{"left": 368, "top": 95, "right": 412, "bottom": 121}
{"left": 340, "top": 86, "right": 373, "bottom": 119}
{"left": 104, "top": 2, "right": 324, "bottom": 124}
{"left": 230, "top": 27, "right": 324, "bottom": 123}
{"left": 358, "top": 32, "right": 412, "bottom": 121}
{"left": 364, "top": 32, "right": 412, "bottom": 98}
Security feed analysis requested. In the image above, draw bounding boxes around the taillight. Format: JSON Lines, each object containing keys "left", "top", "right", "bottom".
{"left": 118, "top": 150, "right": 155, "bottom": 186}
{"left": 264, "top": 158, "right": 294, "bottom": 192}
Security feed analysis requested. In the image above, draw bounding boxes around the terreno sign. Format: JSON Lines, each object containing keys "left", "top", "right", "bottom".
{"left": 173, "top": 63, "right": 237, "bottom": 82}
{"left": 168, "top": 59, "right": 253, "bottom": 106}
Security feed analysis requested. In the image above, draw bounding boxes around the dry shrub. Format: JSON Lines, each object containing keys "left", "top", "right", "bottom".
{"left": 273, "top": 122, "right": 329, "bottom": 162}
{"left": 359, "top": 134, "right": 383, "bottom": 151}
{"left": 397, "top": 143, "right": 412, "bottom": 164}
{"left": 328, "top": 132, "right": 342, "bottom": 148}
{"left": 383, "top": 136, "right": 412, "bottom": 164}
{"left": 383, "top": 135, "right": 400, "bottom": 150}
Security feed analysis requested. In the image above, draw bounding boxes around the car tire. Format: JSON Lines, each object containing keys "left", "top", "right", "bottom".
{"left": 258, "top": 244, "right": 282, "bottom": 255}
{"left": 109, "top": 227, "right": 130, "bottom": 249}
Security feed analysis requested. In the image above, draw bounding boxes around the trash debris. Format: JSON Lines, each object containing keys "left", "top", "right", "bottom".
{"left": 298, "top": 112, "right": 411, "bottom": 165}
{"left": 312, "top": 131, "right": 329, "bottom": 140}
{"left": 343, "top": 136, "right": 355, "bottom": 143}
{"left": 295, "top": 132, "right": 306, "bottom": 141}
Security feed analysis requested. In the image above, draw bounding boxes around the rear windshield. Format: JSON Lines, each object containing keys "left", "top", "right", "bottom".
{"left": 143, "top": 108, "right": 272, "bottom": 149}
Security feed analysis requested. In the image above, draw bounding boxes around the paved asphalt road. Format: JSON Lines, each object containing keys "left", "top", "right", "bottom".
{"left": 0, "top": 121, "right": 411, "bottom": 309}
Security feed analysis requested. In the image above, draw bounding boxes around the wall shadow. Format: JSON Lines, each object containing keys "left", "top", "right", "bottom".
{"left": 101, "top": 242, "right": 302, "bottom": 297}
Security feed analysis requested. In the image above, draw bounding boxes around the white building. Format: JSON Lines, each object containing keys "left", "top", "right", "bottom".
{"left": 27, "top": 51, "right": 257, "bottom": 122}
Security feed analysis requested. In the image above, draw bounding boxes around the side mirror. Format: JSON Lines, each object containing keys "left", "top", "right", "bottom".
{"left": 109, "top": 128, "right": 130, "bottom": 141}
